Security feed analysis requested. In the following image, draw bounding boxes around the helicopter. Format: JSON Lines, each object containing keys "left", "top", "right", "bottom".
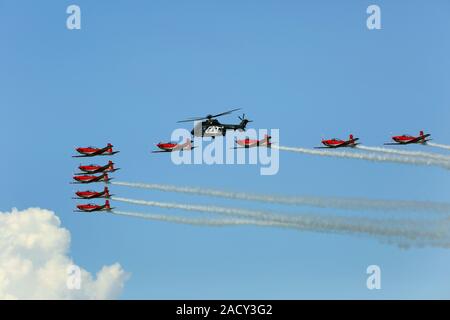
{"left": 177, "top": 108, "right": 252, "bottom": 138}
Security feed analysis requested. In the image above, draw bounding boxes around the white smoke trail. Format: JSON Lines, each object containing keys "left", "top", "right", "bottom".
{"left": 273, "top": 145, "right": 450, "bottom": 170}
{"left": 111, "top": 181, "right": 450, "bottom": 214}
{"left": 111, "top": 210, "right": 280, "bottom": 227}
{"left": 356, "top": 145, "right": 450, "bottom": 162}
{"left": 428, "top": 142, "right": 450, "bottom": 151}
{"left": 111, "top": 196, "right": 449, "bottom": 244}
{"left": 112, "top": 196, "right": 289, "bottom": 222}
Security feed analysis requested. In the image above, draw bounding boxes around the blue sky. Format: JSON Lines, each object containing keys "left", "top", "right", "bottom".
{"left": 1, "top": 0, "right": 450, "bottom": 299}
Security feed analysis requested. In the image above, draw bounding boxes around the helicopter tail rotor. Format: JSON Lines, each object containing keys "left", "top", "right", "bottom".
{"left": 239, "top": 113, "right": 252, "bottom": 122}
{"left": 238, "top": 114, "right": 253, "bottom": 131}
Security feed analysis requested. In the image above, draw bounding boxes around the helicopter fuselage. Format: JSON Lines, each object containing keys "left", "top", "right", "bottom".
{"left": 191, "top": 120, "right": 248, "bottom": 137}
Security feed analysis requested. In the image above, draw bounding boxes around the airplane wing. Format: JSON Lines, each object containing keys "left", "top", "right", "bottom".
{"left": 152, "top": 150, "right": 171, "bottom": 153}
{"left": 74, "top": 171, "right": 98, "bottom": 175}
{"left": 72, "top": 147, "right": 119, "bottom": 157}
{"left": 94, "top": 151, "right": 120, "bottom": 156}
{"left": 384, "top": 140, "right": 430, "bottom": 146}
{"left": 73, "top": 148, "right": 107, "bottom": 157}
{"left": 76, "top": 150, "right": 120, "bottom": 157}
{"left": 408, "top": 135, "right": 431, "bottom": 144}
{"left": 341, "top": 142, "right": 352, "bottom": 147}
{"left": 342, "top": 141, "right": 359, "bottom": 147}
{"left": 343, "top": 138, "right": 359, "bottom": 146}
{"left": 74, "top": 168, "right": 117, "bottom": 175}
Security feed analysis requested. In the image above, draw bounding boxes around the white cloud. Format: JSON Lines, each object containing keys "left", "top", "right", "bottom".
{"left": 0, "top": 207, "right": 129, "bottom": 300}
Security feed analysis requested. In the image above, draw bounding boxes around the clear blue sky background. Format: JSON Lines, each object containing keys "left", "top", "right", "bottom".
{"left": 1, "top": 0, "right": 450, "bottom": 299}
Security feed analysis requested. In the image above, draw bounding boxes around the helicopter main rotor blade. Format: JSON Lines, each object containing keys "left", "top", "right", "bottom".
{"left": 177, "top": 108, "right": 242, "bottom": 123}
{"left": 177, "top": 118, "right": 206, "bottom": 123}
{"left": 211, "top": 108, "right": 242, "bottom": 118}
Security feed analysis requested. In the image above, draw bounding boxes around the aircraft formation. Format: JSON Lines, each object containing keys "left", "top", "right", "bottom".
{"left": 71, "top": 109, "right": 439, "bottom": 213}
{"left": 151, "top": 108, "right": 432, "bottom": 153}
{"left": 72, "top": 144, "right": 120, "bottom": 213}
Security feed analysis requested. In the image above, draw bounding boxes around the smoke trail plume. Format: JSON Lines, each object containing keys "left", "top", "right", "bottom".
{"left": 112, "top": 181, "right": 450, "bottom": 214}
{"left": 356, "top": 145, "right": 450, "bottom": 162}
{"left": 111, "top": 210, "right": 279, "bottom": 227}
{"left": 273, "top": 145, "right": 450, "bottom": 170}
{"left": 428, "top": 142, "right": 450, "bottom": 151}
{"left": 111, "top": 196, "right": 449, "bottom": 245}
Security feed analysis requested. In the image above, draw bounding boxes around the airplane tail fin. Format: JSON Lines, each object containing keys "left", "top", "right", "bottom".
{"left": 107, "top": 143, "right": 113, "bottom": 153}
{"left": 419, "top": 131, "right": 429, "bottom": 144}
{"left": 266, "top": 135, "right": 272, "bottom": 146}
{"left": 349, "top": 134, "right": 354, "bottom": 140}
{"left": 105, "top": 200, "right": 110, "bottom": 209}
{"left": 104, "top": 186, "right": 110, "bottom": 197}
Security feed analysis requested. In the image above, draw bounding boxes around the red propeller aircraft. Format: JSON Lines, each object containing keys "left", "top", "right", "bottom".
{"left": 234, "top": 135, "right": 272, "bottom": 148}
{"left": 73, "top": 186, "right": 112, "bottom": 199}
{"left": 75, "top": 160, "right": 119, "bottom": 175}
{"left": 73, "top": 143, "right": 119, "bottom": 157}
{"left": 152, "top": 138, "right": 195, "bottom": 153}
{"left": 72, "top": 173, "right": 112, "bottom": 184}
{"left": 384, "top": 131, "right": 431, "bottom": 145}
{"left": 316, "top": 134, "right": 359, "bottom": 148}
{"left": 75, "top": 200, "right": 113, "bottom": 212}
